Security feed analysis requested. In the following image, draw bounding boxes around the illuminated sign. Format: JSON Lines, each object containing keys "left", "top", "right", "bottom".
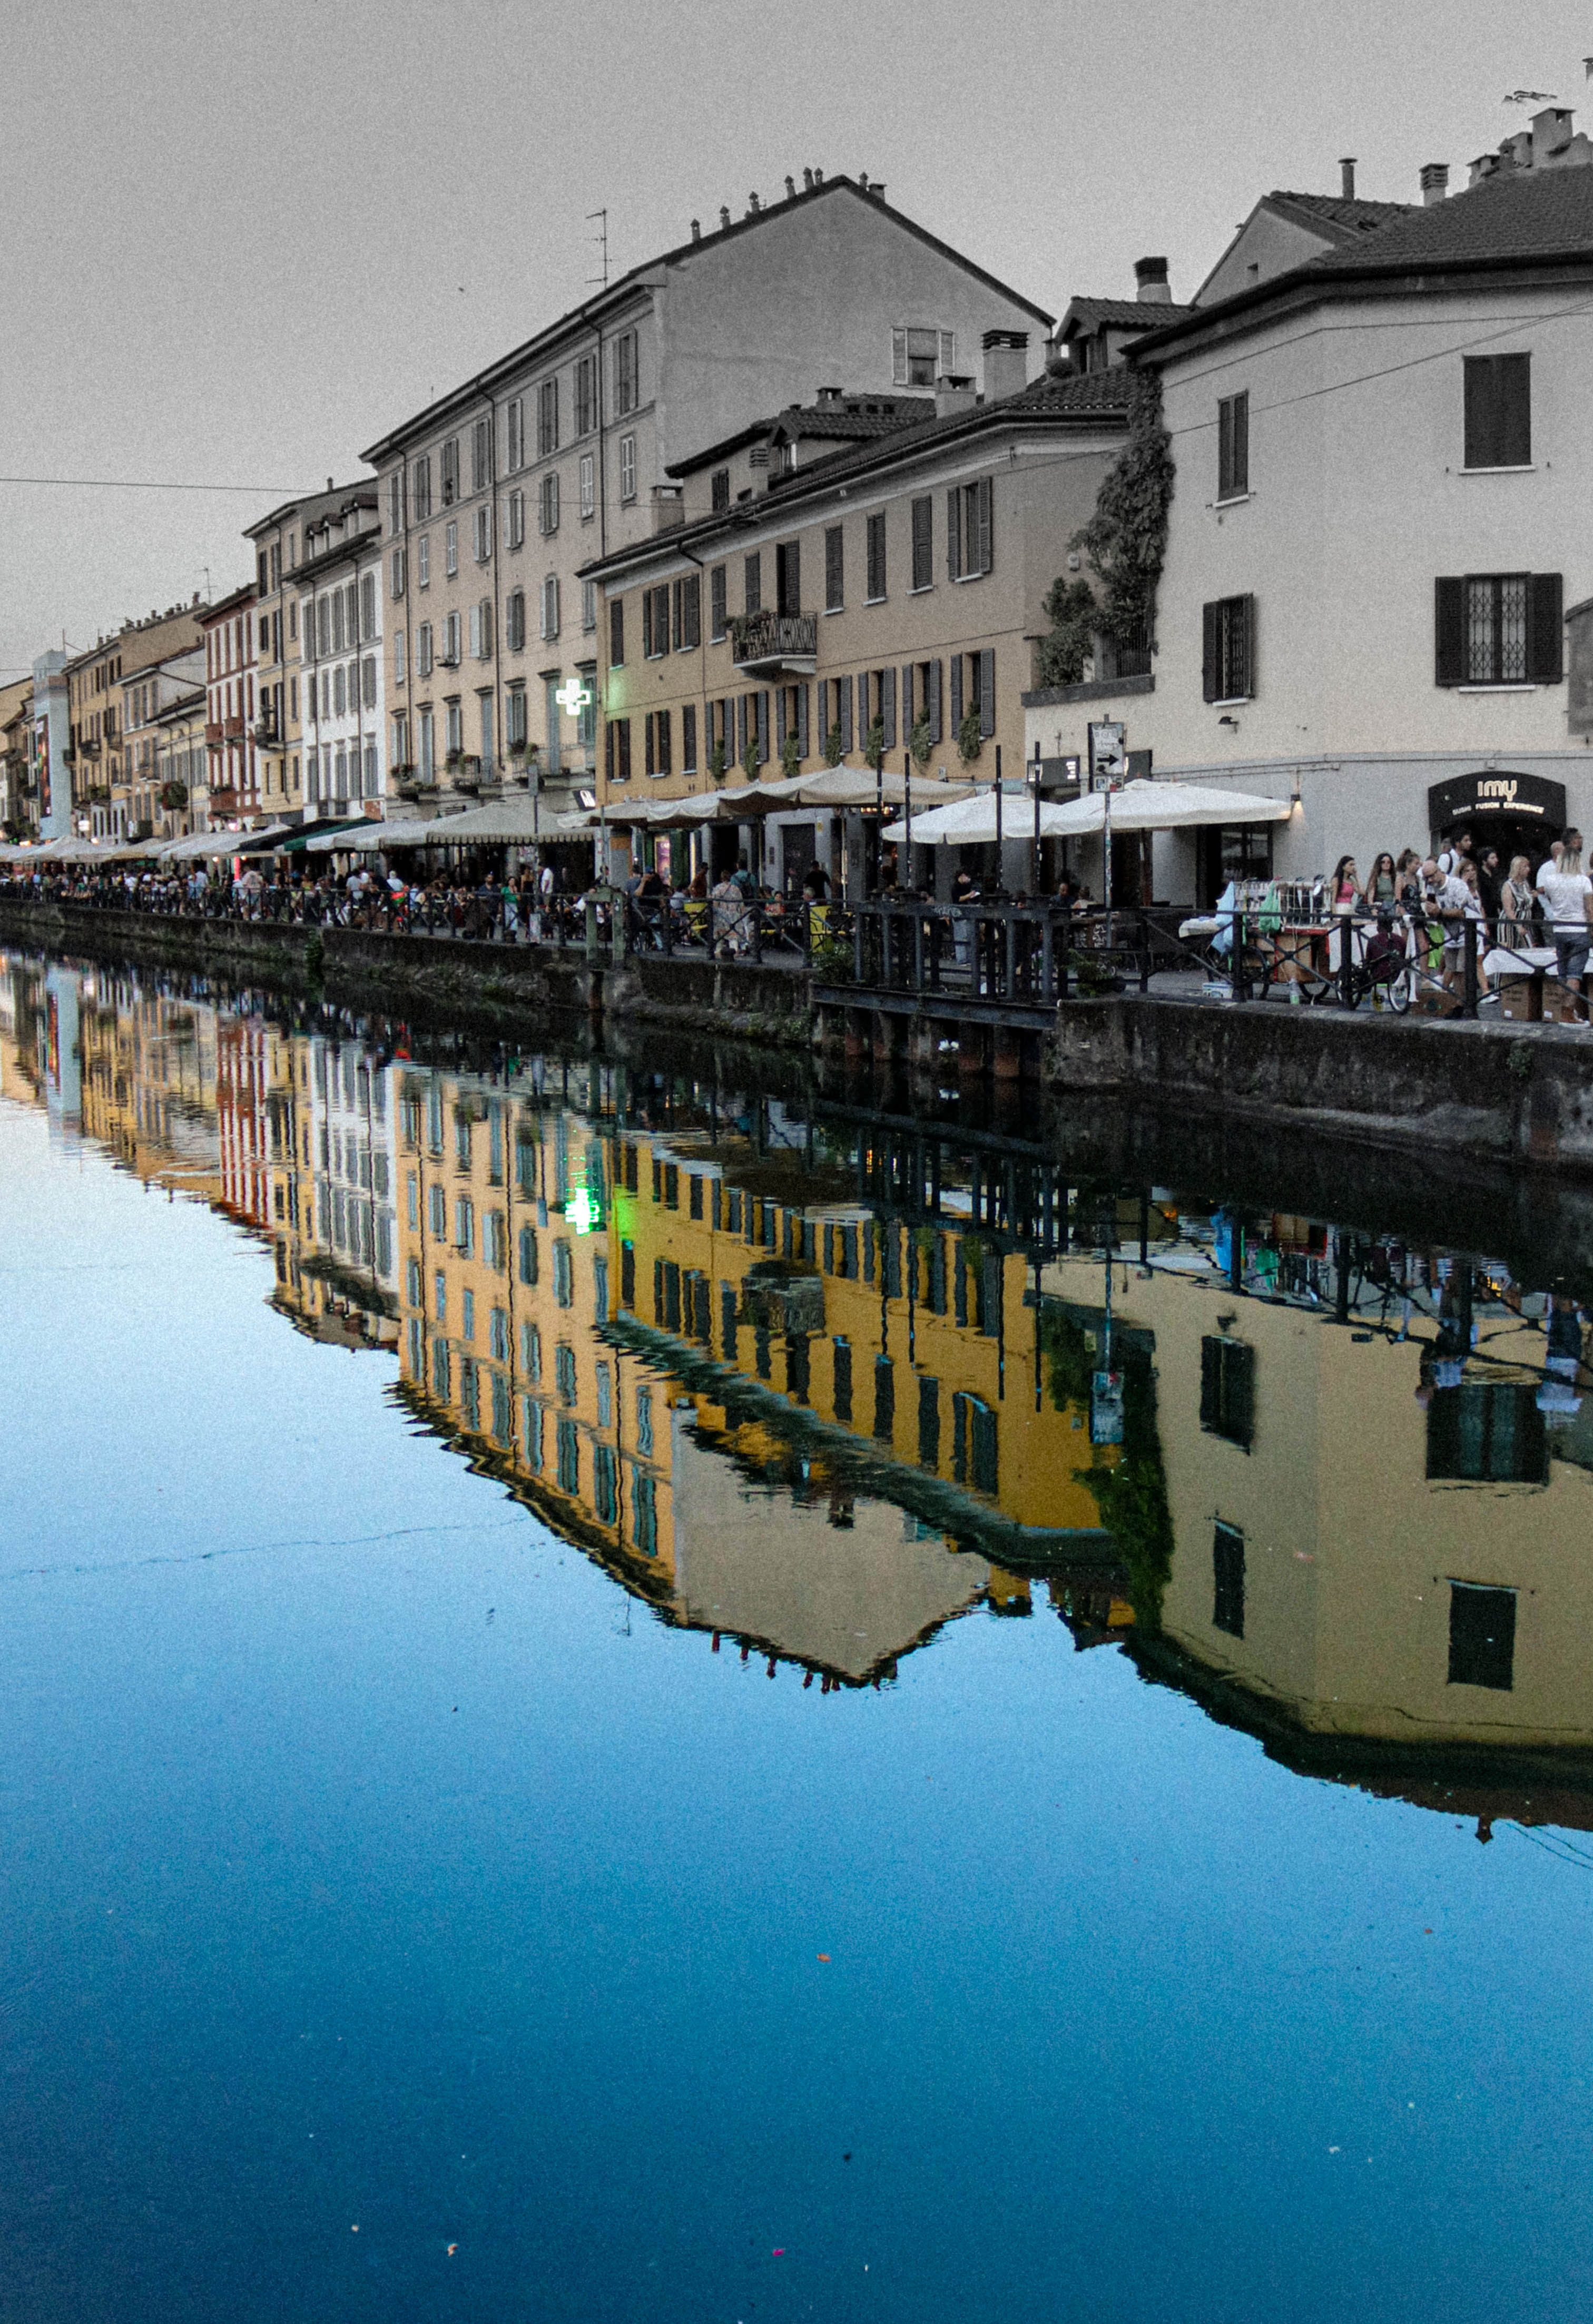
{"left": 555, "top": 679, "right": 593, "bottom": 718}
{"left": 566, "top": 1183, "right": 600, "bottom": 1236}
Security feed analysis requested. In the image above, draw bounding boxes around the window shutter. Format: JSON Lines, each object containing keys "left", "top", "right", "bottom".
{"left": 1202, "top": 602, "right": 1220, "bottom": 702}
{"left": 1237, "top": 599, "right": 1254, "bottom": 697}
{"left": 756, "top": 690, "right": 770, "bottom": 763}
{"left": 605, "top": 721, "right": 614, "bottom": 782}
{"left": 973, "top": 478, "right": 993, "bottom": 575}
{"left": 950, "top": 654, "right": 963, "bottom": 733}
{"left": 947, "top": 489, "right": 962, "bottom": 581}
{"left": 978, "top": 648, "right": 995, "bottom": 738}
{"left": 618, "top": 720, "right": 631, "bottom": 782}
{"left": 1433, "top": 578, "right": 1464, "bottom": 687}
{"left": 901, "top": 665, "right": 914, "bottom": 732}
{"left": 610, "top": 600, "right": 624, "bottom": 667}
{"left": 642, "top": 593, "right": 653, "bottom": 658}
{"left": 1528, "top": 572, "right": 1564, "bottom": 683}
{"left": 929, "top": 659, "right": 943, "bottom": 744}
{"left": 882, "top": 665, "right": 897, "bottom": 751}
{"left": 736, "top": 694, "right": 748, "bottom": 763}
{"left": 797, "top": 682, "right": 810, "bottom": 757}
{"left": 775, "top": 688, "right": 787, "bottom": 748}
{"left": 671, "top": 580, "right": 682, "bottom": 652}
{"left": 839, "top": 674, "right": 853, "bottom": 755}
{"left": 892, "top": 328, "right": 907, "bottom": 386}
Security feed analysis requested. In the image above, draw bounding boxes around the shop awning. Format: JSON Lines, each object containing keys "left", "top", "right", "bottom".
{"left": 273, "top": 816, "right": 371, "bottom": 853}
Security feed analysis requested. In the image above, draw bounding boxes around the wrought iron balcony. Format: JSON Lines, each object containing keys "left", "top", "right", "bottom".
{"left": 729, "top": 609, "right": 818, "bottom": 676}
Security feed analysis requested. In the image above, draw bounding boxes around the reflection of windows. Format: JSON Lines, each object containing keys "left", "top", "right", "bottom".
{"left": 833, "top": 1336, "right": 852, "bottom": 1424}
{"left": 489, "top": 1305, "right": 508, "bottom": 1361}
{"left": 553, "top": 1239, "right": 574, "bottom": 1307}
{"left": 873, "top": 1354, "right": 896, "bottom": 1442}
{"left": 1200, "top": 1335, "right": 1255, "bottom": 1449}
{"left": 1449, "top": 1581, "right": 1516, "bottom": 1691}
{"left": 491, "top": 1371, "right": 511, "bottom": 1443}
{"left": 554, "top": 1343, "right": 577, "bottom": 1406}
{"left": 635, "top": 1385, "right": 653, "bottom": 1458}
{"left": 953, "top": 1392, "right": 998, "bottom": 1494}
{"left": 594, "top": 1443, "right": 617, "bottom": 1527}
{"left": 918, "top": 1374, "right": 941, "bottom": 1468}
{"left": 1213, "top": 1522, "right": 1245, "bottom": 1638}
{"left": 519, "top": 1225, "right": 538, "bottom": 1286}
{"left": 621, "top": 1239, "right": 635, "bottom": 1311}
{"left": 633, "top": 1470, "right": 657, "bottom": 1557}
{"left": 1426, "top": 1383, "right": 1547, "bottom": 1484}
{"left": 556, "top": 1416, "right": 579, "bottom": 1495}
{"left": 525, "top": 1396, "right": 544, "bottom": 1472}
{"left": 521, "top": 1321, "right": 541, "bottom": 1381}
{"left": 432, "top": 1339, "right": 450, "bottom": 1399}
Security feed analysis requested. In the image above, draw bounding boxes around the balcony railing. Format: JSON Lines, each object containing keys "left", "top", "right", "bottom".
{"left": 729, "top": 609, "right": 818, "bottom": 673}
{"left": 223, "top": 714, "right": 245, "bottom": 740}
{"left": 205, "top": 721, "right": 224, "bottom": 747}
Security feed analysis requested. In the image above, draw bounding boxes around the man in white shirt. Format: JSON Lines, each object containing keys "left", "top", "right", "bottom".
{"left": 1537, "top": 829, "right": 1593, "bottom": 1022}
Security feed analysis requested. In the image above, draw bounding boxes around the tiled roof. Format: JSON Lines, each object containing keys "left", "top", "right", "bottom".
{"left": 1265, "top": 190, "right": 1415, "bottom": 241}
{"left": 1061, "top": 296, "right": 1198, "bottom": 331}
{"left": 783, "top": 396, "right": 936, "bottom": 439}
{"left": 1309, "top": 162, "right": 1593, "bottom": 271}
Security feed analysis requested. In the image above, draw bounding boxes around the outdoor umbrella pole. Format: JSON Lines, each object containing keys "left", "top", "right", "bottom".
{"left": 903, "top": 749, "right": 912, "bottom": 882}
{"left": 995, "top": 744, "right": 1003, "bottom": 893}
{"left": 1032, "top": 749, "right": 1041, "bottom": 898}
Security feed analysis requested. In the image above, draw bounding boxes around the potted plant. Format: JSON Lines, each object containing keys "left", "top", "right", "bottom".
{"left": 779, "top": 727, "right": 801, "bottom": 781}
{"left": 822, "top": 724, "right": 844, "bottom": 768}
{"left": 957, "top": 710, "right": 984, "bottom": 765}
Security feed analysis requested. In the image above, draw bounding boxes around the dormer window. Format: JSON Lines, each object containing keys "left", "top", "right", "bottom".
{"left": 892, "top": 327, "right": 955, "bottom": 386}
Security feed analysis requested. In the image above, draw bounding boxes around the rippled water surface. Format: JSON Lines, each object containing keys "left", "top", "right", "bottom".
{"left": 2, "top": 950, "right": 1591, "bottom": 2323}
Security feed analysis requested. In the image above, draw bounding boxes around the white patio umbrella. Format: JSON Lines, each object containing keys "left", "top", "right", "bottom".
{"left": 1037, "top": 779, "right": 1293, "bottom": 834}
{"left": 880, "top": 786, "right": 1076, "bottom": 845}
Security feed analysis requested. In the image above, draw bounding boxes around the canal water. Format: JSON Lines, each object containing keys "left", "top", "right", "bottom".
{"left": 3, "top": 948, "right": 1591, "bottom": 2323}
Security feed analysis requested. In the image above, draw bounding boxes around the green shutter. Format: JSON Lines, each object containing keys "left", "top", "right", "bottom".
{"left": 1434, "top": 578, "right": 1466, "bottom": 686}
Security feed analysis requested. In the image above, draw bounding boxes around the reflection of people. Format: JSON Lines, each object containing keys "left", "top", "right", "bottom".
{"left": 1546, "top": 1291, "right": 1587, "bottom": 1381}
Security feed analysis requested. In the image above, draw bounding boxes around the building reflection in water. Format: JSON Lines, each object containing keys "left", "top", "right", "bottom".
{"left": 3, "top": 949, "right": 1590, "bottom": 1825}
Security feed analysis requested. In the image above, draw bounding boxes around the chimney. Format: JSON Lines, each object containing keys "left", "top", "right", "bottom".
{"left": 1134, "top": 254, "right": 1171, "bottom": 304}
{"left": 720, "top": 205, "right": 731, "bottom": 229}
{"left": 784, "top": 175, "right": 796, "bottom": 199}
{"left": 815, "top": 385, "right": 843, "bottom": 404}
{"left": 1533, "top": 106, "right": 1575, "bottom": 160}
{"left": 1419, "top": 161, "right": 1449, "bottom": 204}
{"left": 1340, "top": 156, "right": 1357, "bottom": 199}
{"left": 690, "top": 218, "right": 701, "bottom": 241}
{"left": 802, "top": 167, "right": 814, "bottom": 190}
{"left": 980, "top": 329, "right": 1029, "bottom": 402}
{"left": 935, "top": 375, "right": 977, "bottom": 420}
{"left": 326, "top": 475, "right": 333, "bottom": 491}
{"left": 747, "top": 191, "right": 761, "bottom": 214}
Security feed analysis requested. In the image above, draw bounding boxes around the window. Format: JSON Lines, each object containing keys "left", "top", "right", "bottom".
{"left": 538, "top": 472, "right": 559, "bottom": 536}
{"left": 947, "top": 478, "right": 994, "bottom": 580}
{"left": 892, "top": 326, "right": 955, "bottom": 386}
{"left": 394, "top": 632, "right": 407, "bottom": 686}
{"left": 362, "top": 655, "right": 377, "bottom": 707}
{"left": 445, "top": 697, "right": 463, "bottom": 755}
{"left": 866, "top": 511, "right": 887, "bottom": 602}
{"left": 473, "top": 505, "right": 492, "bottom": 563}
{"left": 1201, "top": 595, "right": 1255, "bottom": 702}
{"left": 471, "top": 416, "right": 490, "bottom": 493}
{"left": 1448, "top": 1581, "right": 1517, "bottom": 1690}
{"left": 360, "top": 572, "right": 377, "bottom": 638}
{"left": 471, "top": 599, "right": 493, "bottom": 661}
{"left": 1213, "top": 1522, "right": 1245, "bottom": 1637}
{"left": 540, "top": 575, "right": 560, "bottom": 641}
{"left": 507, "top": 488, "right": 524, "bottom": 549}
{"left": 673, "top": 573, "right": 700, "bottom": 650}
{"left": 582, "top": 579, "right": 597, "bottom": 633}
{"left": 606, "top": 716, "right": 632, "bottom": 782}
{"left": 445, "top": 520, "right": 458, "bottom": 576}
{"left": 614, "top": 329, "right": 638, "bottom": 416}
{"left": 390, "top": 547, "right": 406, "bottom": 600}
{"left": 333, "top": 664, "right": 347, "bottom": 718}
{"left": 824, "top": 525, "right": 844, "bottom": 612}
{"left": 506, "top": 589, "right": 526, "bottom": 652}
{"left": 744, "top": 552, "right": 761, "bottom": 615}
{"left": 506, "top": 396, "right": 524, "bottom": 472}
{"left": 910, "top": 497, "right": 933, "bottom": 591}
{"left": 418, "top": 704, "right": 434, "bottom": 778}
{"left": 442, "top": 610, "right": 460, "bottom": 665}
{"left": 417, "top": 621, "right": 434, "bottom": 677}
{"left": 579, "top": 450, "right": 595, "bottom": 521}
{"left": 609, "top": 599, "right": 625, "bottom": 667}
{"left": 645, "top": 707, "right": 672, "bottom": 777}
{"left": 682, "top": 702, "right": 697, "bottom": 773}
{"left": 1217, "top": 391, "right": 1249, "bottom": 499}
{"left": 412, "top": 455, "right": 432, "bottom": 519}
{"left": 538, "top": 377, "right": 559, "bottom": 459}
{"left": 387, "top": 470, "right": 404, "bottom": 534}
{"left": 1427, "top": 1381, "right": 1548, "bottom": 1484}
{"left": 506, "top": 682, "right": 526, "bottom": 745}
{"left": 710, "top": 563, "right": 727, "bottom": 639}
{"left": 1199, "top": 1333, "right": 1255, "bottom": 1447}
{"left": 643, "top": 584, "right": 670, "bottom": 657}
{"left": 574, "top": 353, "right": 598, "bottom": 437}
{"left": 440, "top": 437, "right": 458, "bottom": 505}
{"left": 775, "top": 540, "right": 801, "bottom": 616}
{"left": 417, "top": 534, "right": 430, "bottom": 588}
{"left": 711, "top": 467, "right": 731, "bottom": 514}
{"left": 1434, "top": 573, "right": 1562, "bottom": 686}
{"left": 1463, "top": 353, "right": 1530, "bottom": 469}
{"left": 619, "top": 433, "right": 636, "bottom": 502}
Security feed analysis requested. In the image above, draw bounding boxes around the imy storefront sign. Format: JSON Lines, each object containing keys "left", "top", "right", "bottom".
{"left": 1428, "top": 770, "right": 1566, "bottom": 831}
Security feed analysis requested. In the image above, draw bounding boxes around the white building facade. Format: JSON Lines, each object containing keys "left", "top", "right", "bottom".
{"left": 298, "top": 501, "right": 386, "bottom": 818}
{"left": 1026, "top": 136, "right": 1593, "bottom": 902}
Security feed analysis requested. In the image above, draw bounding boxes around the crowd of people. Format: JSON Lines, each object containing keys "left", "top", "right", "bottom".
{"left": 1318, "top": 828, "right": 1592, "bottom": 1015}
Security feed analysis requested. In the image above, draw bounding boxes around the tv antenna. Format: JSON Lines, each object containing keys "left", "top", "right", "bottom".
{"left": 587, "top": 209, "right": 609, "bottom": 289}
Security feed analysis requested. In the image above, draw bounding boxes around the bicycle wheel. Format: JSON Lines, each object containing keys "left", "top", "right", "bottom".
{"left": 1385, "top": 967, "right": 1412, "bottom": 1013}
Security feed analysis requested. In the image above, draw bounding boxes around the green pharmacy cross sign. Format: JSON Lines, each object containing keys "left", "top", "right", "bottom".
{"left": 555, "top": 678, "right": 593, "bottom": 718}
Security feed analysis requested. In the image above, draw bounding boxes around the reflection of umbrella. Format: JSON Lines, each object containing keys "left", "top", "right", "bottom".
{"left": 1035, "top": 779, "right": 1293, "bottom": 834}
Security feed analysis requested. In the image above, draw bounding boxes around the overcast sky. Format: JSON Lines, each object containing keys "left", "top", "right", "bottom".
{"left": 1, "top": 0, "right": 1585, "bottom": 680}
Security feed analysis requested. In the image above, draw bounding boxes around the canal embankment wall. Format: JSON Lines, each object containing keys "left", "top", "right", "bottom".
{"left": 6, "top": 900, "right": 1592, "bottom": 1175}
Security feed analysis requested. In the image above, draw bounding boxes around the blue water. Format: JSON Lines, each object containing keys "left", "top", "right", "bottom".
{"left": 2, "top": 1085, "right": 1591, "bottom": 2321}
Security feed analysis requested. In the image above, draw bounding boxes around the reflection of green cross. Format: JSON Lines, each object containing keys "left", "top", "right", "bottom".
{"left": 554, "top": 679, "right": 591, "bottom": 717}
